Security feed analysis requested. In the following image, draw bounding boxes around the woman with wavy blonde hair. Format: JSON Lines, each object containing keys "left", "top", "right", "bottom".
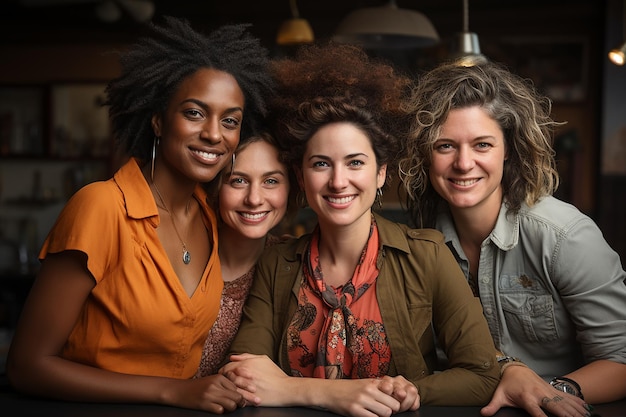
{"left": 399, "top": 60, "right": 626, "bottom": 417}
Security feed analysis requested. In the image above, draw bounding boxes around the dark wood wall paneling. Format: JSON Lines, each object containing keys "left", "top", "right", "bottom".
{"left": 1, "top": 0, "right": 624, "bottom": 265}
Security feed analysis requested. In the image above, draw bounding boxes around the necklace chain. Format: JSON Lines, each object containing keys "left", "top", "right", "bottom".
{"left": 152, "top": 181, "right": 192, "bottom": 265}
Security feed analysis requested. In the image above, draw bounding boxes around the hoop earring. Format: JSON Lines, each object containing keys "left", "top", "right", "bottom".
{"left": 151, "top": 137, "right": 160, "bottom": 182}
{"left": 230, "top": 153, "right": 236, "bottom": 177}
{"left": 375, "top": 188, "right": 383, "bottom": 209}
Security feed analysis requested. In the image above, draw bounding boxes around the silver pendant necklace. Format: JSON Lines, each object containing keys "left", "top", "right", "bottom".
{"left": 152, "top": 181, "right": 192, "bottom": 265}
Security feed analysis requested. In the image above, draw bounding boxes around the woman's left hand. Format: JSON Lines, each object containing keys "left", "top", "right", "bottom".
{"left": 219, "top": 353, "right": 287, "bottom": 406}
{"left": 376, "top": 375, "right": 420, "bottom": 413}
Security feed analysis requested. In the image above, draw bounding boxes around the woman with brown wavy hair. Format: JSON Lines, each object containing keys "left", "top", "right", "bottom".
{"left": 399, "top": 60, "right": 626, "bottom": 417}
{"left": 219, "top": 43, "right": 500, "bottom": 417}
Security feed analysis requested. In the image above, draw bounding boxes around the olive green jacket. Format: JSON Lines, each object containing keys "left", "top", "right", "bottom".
{"left": 229, "top": 213, "right": 499, "bottom": 405}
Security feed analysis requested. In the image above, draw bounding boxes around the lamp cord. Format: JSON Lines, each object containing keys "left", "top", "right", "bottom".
{"left": 622, "top": 0, "right": 626, "bottom": 40}
{"left": 463, "top": 0, "right": 469, "bottom": 32}
{"left": 289, "top": 0, "right": 300, "bottom": 18}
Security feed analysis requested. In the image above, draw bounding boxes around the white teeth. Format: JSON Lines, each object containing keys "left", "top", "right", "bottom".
{"left": 452, "top": 179, "right": 478, "bottom": 186}
{"left": 192, "top": 149, "right": 219, "bottom": 160}
{"left": 241, "top": 212, "right": 267, "bottom": 220}
{"left": 327, "top": 196, "right": 355, "bottom": 204}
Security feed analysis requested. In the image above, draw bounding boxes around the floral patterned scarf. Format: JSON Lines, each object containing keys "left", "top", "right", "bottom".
{"left": 287, "top": 217, "right": 391, "bottom": 379}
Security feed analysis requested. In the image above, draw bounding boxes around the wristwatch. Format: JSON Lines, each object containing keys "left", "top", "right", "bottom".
{"left": 550, "top": 376, "right": 584, "bottom": 400}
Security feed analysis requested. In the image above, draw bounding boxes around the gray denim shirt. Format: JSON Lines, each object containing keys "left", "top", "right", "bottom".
{"left": 437, "top": 196, "right": 626, "bottom": 379}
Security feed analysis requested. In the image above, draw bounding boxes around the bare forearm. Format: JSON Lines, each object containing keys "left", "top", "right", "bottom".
{"left": 288, "top": 378, "right": 408, "bottom": 416}
{"left": 566, "top": 360, "right": 626, "bottom": 404}
{"left": 8, "top": 355, "right": 174, "bottom": 405}
{"left": 9, "top": 354, "right": 247, "bottom": 414}
{"left": 287, "top": 377, "right": 335, "bottom": 409}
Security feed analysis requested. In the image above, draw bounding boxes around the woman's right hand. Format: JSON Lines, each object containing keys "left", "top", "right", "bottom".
{"left": 166, "top": 374, "right": 246, "bottom": 414}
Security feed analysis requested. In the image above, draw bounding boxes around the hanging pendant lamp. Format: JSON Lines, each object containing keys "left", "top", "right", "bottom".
{"left": 276, "top": 0, "right": 314, "bottom": 45}
{"left": 452, "top": 0, "right": 487, "bottom": 66}
{"left": 333, "top": 0, "right": 439, "bottom": 49}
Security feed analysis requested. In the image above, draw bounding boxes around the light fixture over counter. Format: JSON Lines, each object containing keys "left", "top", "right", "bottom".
{"left": 276, "top": 0, "right": 314, "bottom": 45}
{"left": 451, "top": 0, "right": 486, "bottom": 66}
{"left": 333, "top": 0, "right": 439, "bottom": 49}
{"left": 609, "top": 43, "right": 626, "bottom": 65}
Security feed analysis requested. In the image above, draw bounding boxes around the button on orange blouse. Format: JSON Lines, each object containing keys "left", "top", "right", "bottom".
{"left": 40, "top": 158, "right": 223, "bottom": 378}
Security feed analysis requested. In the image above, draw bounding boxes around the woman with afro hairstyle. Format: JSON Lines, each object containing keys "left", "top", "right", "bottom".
{"left": 398, "top": 60, "right": 626, "bottom": 417}
{"left": 219, "top": 43, "right": 500, "bottom": 416}
{"left": 7, "top": 16, "right": 274, "bottom": 414}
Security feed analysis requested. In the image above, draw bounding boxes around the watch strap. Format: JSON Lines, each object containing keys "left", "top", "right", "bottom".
{"left": 550, "top": 376, "right": 584, "bottom": 400}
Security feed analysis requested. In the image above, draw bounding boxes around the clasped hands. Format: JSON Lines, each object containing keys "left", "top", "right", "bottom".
{"left": 219, "top": 353, "right": 420, "bottom": 417}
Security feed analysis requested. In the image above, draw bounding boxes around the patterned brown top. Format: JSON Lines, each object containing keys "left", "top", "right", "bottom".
{"left": 194, "top": 234, "right": 281, "bottom": 377}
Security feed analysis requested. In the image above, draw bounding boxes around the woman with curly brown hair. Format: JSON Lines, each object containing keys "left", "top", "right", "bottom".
{"left": 398, "top": 60, "right": 626, "bottom": 417}
{"left": 219, "top": 43, "right": 500, "bottom": 417}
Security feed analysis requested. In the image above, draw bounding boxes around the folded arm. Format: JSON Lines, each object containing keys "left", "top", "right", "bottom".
{"left": 6, "top": 252, "right": 244, "bottom": 414}
{"left": 221, "top": 353, "right": 419, "bottom": 417}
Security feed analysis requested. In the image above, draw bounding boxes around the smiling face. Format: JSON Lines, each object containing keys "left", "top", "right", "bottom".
{"left": 219, "top": 139, "right": 290, "bottom": 240}
{"left": 152, "top": 67, "right": 245, "bottom": 184}
{"left": 299, "top": 122, "right": 386, "bottom": 231}
{"left": 429, "top": 106, "right": 506, "bottom": 217}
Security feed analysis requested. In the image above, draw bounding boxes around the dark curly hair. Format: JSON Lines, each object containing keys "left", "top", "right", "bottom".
{"left": 105, "top": 16, "right": 274, "bottom": 162}
{"left": 267, "top": 43, "right": 413, "bottom": 181}
{"left": 398, "top": 60, "right": 563, "bottom": 228}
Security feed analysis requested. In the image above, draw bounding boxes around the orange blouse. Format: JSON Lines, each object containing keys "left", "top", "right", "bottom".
{"left": 40, "top": 158, "right": 223, "bottom": 378}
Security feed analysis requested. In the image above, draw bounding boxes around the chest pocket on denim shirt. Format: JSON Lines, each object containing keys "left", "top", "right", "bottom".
{"left": 499, "top": 274, "right": 559, "bottom": 343}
